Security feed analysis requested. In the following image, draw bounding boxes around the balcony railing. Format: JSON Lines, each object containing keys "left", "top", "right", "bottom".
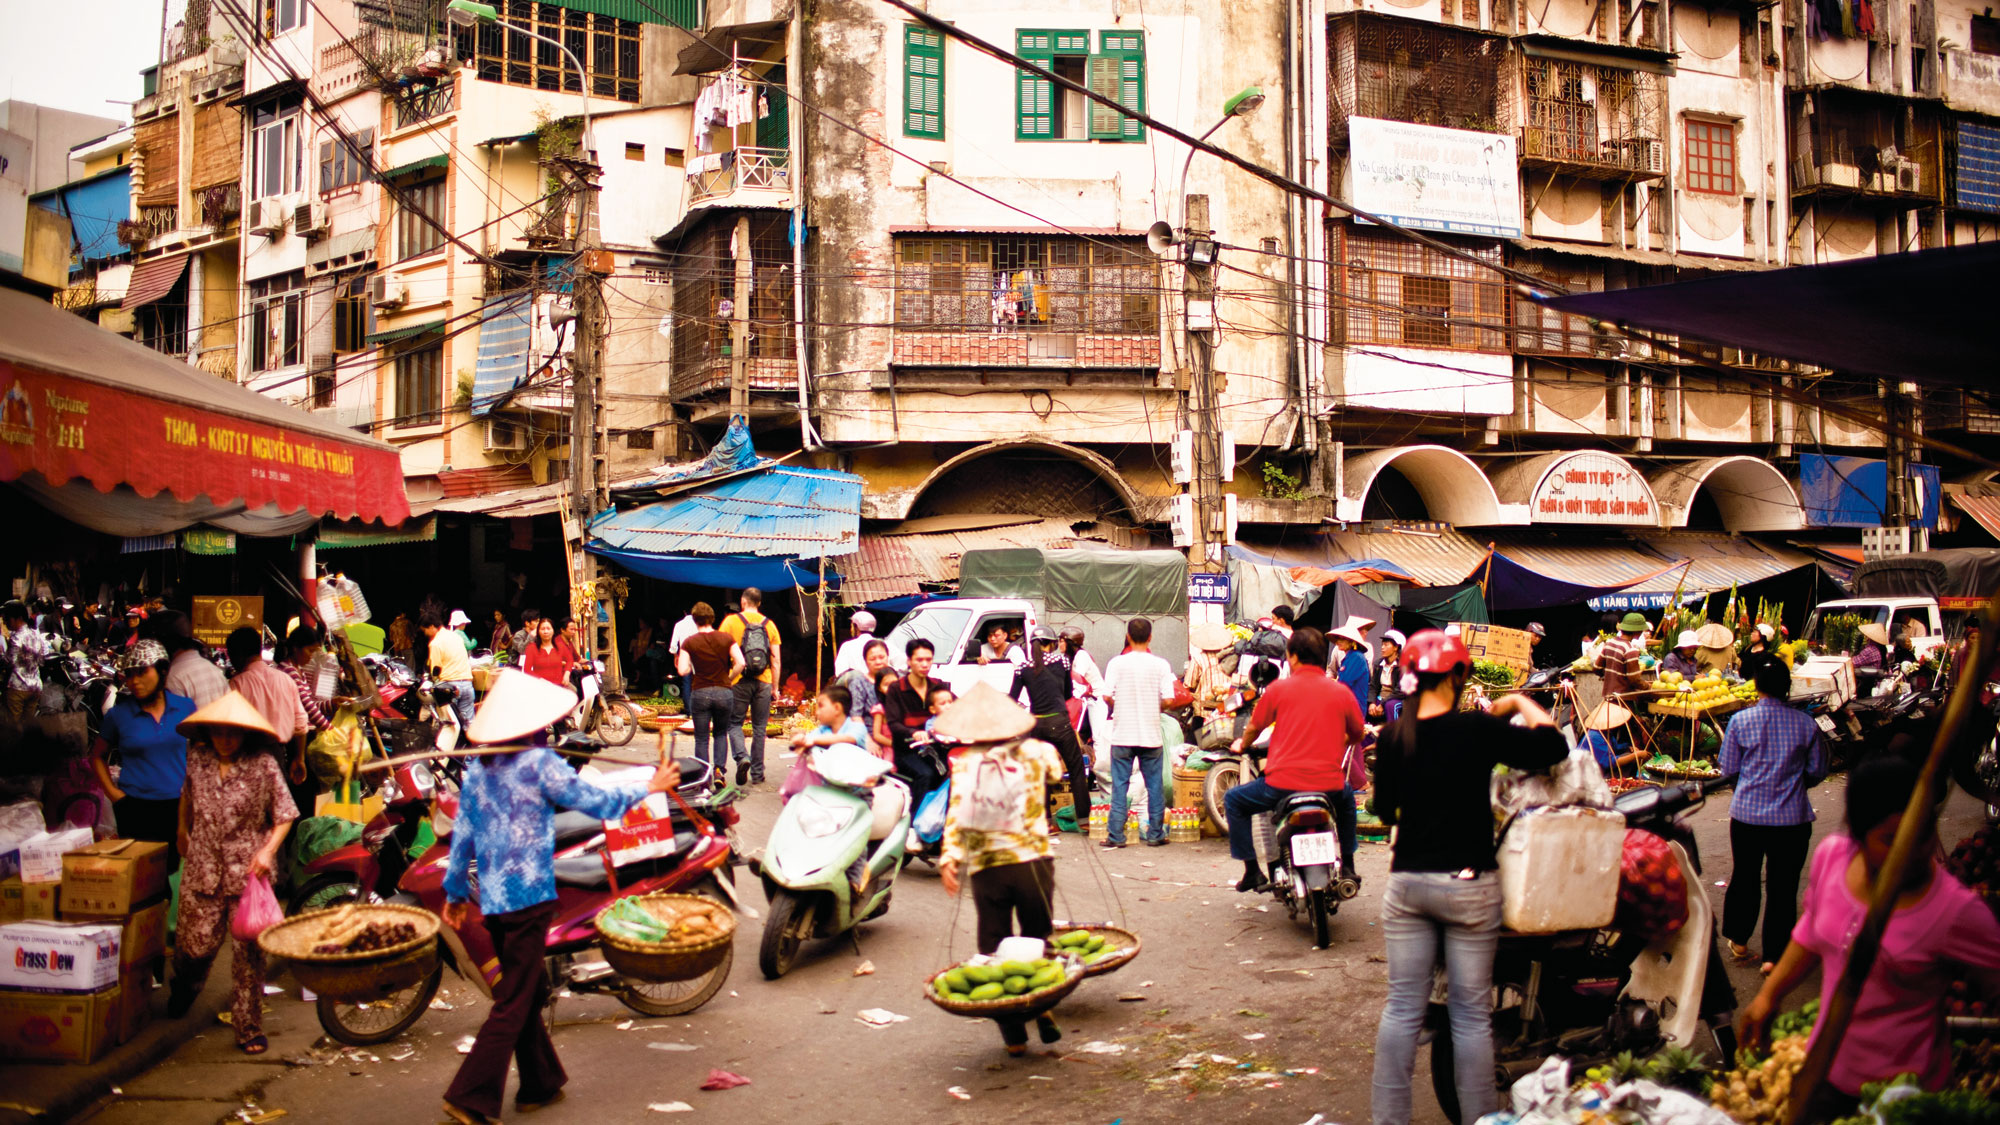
{"left": 1520, "top": 60, "right": 1666, "bottom": 180}
{"left": 687, "top": 147, "right": 791, "bottom": 204}
{"left": 394, "top": 81, "right": 456, "bottom": 129}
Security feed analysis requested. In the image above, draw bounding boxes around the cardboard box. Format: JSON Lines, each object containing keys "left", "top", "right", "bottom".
{"left": 0, "top": 985, "right": 120, "bottom": 1062}
{"left": 115, "top": 966, "right": 151, "bottom": 1044}
{"left": 0, "top": 921, "right": 121, "bottom": 993}
{"left": 0, "top": 878, "right": 60, "bottom": 922}
{"left": 19, "top": 828, "right": 93, "bottom": 885}
{"left": 60, "top": 840, "right": 171, "bottom": 915}
{"left": 1457, "top": 623, "right": 1535, "bottom": 679}
{"left": 62, "top": 899, "right": 166, "bottom": 969}
{"left": 314, "top": 790, "right": 384, "bottom": 826}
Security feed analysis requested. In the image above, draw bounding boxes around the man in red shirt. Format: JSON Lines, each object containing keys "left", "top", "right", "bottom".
{"left": 1225, "top": 626, "right": 1365, "bottom": 892}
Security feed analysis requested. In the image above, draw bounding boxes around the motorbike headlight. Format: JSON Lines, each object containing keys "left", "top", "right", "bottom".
{"left": 794, "top": 793, "right": 855, "bottom": 839}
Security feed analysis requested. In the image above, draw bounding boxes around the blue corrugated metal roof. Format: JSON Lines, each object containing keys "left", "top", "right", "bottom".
{"left": 589, "top": 466, "right": 862, "bottom": 559}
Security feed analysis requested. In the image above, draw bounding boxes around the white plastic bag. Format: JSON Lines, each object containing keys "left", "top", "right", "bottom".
{"left": 956, "top": 752, "right": 1027, "bottom": 835}
{"left": 1491, "top": 747, "right": 1613, "bottom": 826}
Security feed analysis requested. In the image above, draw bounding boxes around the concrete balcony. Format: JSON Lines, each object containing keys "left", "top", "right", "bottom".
{"left": 686, "top": 146, "right": 792, "bottom": 208}
{"left": 1944, "top": 48, "right": 2000, "bottom": 117}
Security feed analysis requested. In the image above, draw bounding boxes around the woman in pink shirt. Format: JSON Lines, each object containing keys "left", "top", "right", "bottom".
{"left": 1739, "top": 756, "right": 2000, "bottom": 1119}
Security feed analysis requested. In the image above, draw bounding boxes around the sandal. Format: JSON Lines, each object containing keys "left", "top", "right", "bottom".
{"left": 238, "top": 1035, "right": 268, "bottom": 1055}
{"left": 1727, "top": 941, "right": 1758, "bottom": 963}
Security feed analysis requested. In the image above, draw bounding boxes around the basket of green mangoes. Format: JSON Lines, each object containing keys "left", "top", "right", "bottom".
{"left": 1047, "top": 924, "right": 1141, "bottom": 978}
{"left": 925, "top": 952, "right": 1085, "bottom": 1019}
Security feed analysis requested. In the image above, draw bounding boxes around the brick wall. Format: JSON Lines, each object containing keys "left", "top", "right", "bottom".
{"left": 891, "top": 332, "right": 1161, "bottom": 368}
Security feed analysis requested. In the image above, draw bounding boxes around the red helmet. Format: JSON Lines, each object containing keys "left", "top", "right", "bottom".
{"left": 1399, "top": 629, "right": 1471, "bottom": 677}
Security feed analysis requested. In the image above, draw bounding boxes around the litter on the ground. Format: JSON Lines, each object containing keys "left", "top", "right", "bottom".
{"left": 701, "top": 1068, "right": 751, "bottom": 1090}
{"left": 428, "top": 998, "right": 453, "bottom": 1011}
{"left": 1077, "top": 1041, "right": 1125, "bottom": 1055}
{"left": 1029, "top": 1075, "right": 1054, "bottom": 1081}
{"left": 1210, "top": 1054, "right": 1239, "bottom": 1065}
{"left": 300, "top": 989, "right": 316, "bottom": 1002}
{"left": 1116, "top": 993, "right": 1146, "bottom": 1002}
{"left": 454, "top": 1036, "right": 475, "bottom": 1055}
{"left": 261, "top": 985, "right": 284, "bottom": 995}
{"left": 648, "top": 1042, "right": 700, "bottom": 1051}
{"left": 1171, "top": 1053, "right": 1206, "bottom": 1070}
{"left": 616, "top": 1020, "right": 633, "bottom": 1030}
{"left": 853, "top": 960, "right": 875, "bottom": 976}
{"left": 1300, "top": 1115, "right": 1328, "bottom": 1125}
{"left": 947, "top": 1087, "right": 972, "bottom": 1101}
{"left": 647, "top": 1102, "right": 694, "bottom": 1113}
{"left": 855, "top": 1008, "right": 908, "bottom": 1027}
{"left": 1243, "top": 1033, "right": 1266, "bottom": 1041}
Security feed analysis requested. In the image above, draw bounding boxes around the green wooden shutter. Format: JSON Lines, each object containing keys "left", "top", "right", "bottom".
{"left": 904, "top": 25, "right": 943, "bottom": 138}
{"left": 1016, "top": 30, "right": 1055, "bottom": 140}
{"left": 756, "top": 64, "right": 789, "bottom": 149}
{"left": 1090, "top": 31, "right": 1146, "bottom": 142}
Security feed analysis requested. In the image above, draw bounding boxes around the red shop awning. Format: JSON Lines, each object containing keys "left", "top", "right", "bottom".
{"left": 123, "top": 253, "right": 189, "bottom": 310}
{"left": 0, "top": 287, "right": 410, "bottom": 529}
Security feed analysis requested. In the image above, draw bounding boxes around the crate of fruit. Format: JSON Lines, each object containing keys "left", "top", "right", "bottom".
{"left": 925, "top": 951, "right": 1085, "bottom": 1020}
{"left": 1047, "top": 924, "right": 1141, "bottom": 978}
{"left": 258, "top": 904, "right": 439, "bottom": 1003}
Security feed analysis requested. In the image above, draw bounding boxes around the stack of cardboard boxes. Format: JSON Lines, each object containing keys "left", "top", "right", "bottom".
{"left": 0, "top": 839, "right": 171, "bottom": 1063}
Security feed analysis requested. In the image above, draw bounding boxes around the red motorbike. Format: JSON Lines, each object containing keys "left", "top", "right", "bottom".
{"left": 297, "top": 751, "right": 744, "bottom": 1046}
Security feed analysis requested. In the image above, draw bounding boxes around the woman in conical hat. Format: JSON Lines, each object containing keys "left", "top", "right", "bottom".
{"left": 168, "top": 691, "right": 297, "bottom": 1055}
{"left": 934, "top": 683, "right": 1067, "bottom": 1057}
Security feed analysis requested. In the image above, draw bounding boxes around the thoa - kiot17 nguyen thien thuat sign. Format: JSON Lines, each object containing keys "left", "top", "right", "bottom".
{"left": 1347, "top": 118, "right": 1523, "bottom": 238}
{"left": 1531, "top": 453, "right": 1657, "bottom": 524}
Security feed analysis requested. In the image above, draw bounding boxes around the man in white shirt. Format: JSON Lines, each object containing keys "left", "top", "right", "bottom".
{"left": 1061, "top": 626, "right": 1106, "bottom": 774}
{"left": 150, "top": 610, "right": 228, "bottom": 709}
{"left": 832, "top": 611, "right": 877, "bottom": 681}
{"left": 667, "top": 609, "right": 699, "bottom": 707}
{"left": 978, "top": 621, "right": 1028, "bottom": 668}
{"left": 1100, "top": 617, "right": 1177, "bottom": 849}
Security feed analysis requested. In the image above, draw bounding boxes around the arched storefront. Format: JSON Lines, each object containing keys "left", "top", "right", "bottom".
{"left": 1648, "top": 456, "right": 1806, "bottom": 533}
{"left": 862, "top": 437, "right": 1150, "bottom": 523}
{"left": 1336, "top": 445, "right": 1509, "bottom": 526}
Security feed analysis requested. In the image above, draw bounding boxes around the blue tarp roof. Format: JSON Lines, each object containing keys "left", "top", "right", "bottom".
{"left": 470, "top": 292, "right": 535, "bottom": 416}
{"left": 614, "top": 416, "right": 772, "bottom": 493}
{"left": 587, "top": 464, "right": 863, "bottom": 588}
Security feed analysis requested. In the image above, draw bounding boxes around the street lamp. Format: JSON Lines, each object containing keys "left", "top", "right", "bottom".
{"left": 446, "top": 0, "right": 593, "bottom": 161}
{"left": 1178, "top": 86, "right": 1264, "bottom": 230}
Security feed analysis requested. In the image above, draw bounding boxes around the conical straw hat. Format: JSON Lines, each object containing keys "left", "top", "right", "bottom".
{"left": 467, "top": 668, "right": 578, "bottom": 745}
{"left": 1858, "top": 622, "right": 1891, "bottom": 647}
{"left": 177, "top": 690, "right": 279, "bottom": 740}
{"left": 1190, "top": 623, "right": 1232, "bottom": 652}
{"left": 930, "top": 681, "right": 1035, "bottom": 745}
{"left": 1693, "top": 623, "right": 1735, "bottom": 650}
{"left": 1583, "top": 700, "right": 1634, "bottom": 731}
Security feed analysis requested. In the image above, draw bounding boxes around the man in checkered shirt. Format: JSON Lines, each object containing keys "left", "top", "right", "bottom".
{"left": 1716, "top": 660, "right": 1828, "bottom": 972}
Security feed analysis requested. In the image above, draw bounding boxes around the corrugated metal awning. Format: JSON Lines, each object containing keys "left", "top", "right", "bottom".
{"left": 378, "top": 155, "right": 448, "bottom": 181}
{"left": 673, "top": 19, "right": 787, "bottom": 75}
{"left": 589, "top": 466, "right": 862, "bottom": 558}
{"left": 843, "top": 517, "right": 1091, "bottom": 604}
{"left": 122, "top": 253, "right": 188, "bottom": 310}
{"left": 471, "top": 293, "right": 535, "bottom": 416}
{"left": 1236, "top": 526, "right": 1493, "bottom": 588}
{"left": 365, "top": 319, "right": 447, "bottom": 345}
{"left": 1952, "top": 492, "right": 2000, "bottom": 541}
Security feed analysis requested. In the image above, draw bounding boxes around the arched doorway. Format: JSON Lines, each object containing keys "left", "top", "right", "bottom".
{"left": 1337, "top": 445, "right": 1507, "bottom": 526}
{"left": 1648, "top": 457, "right": 1805, "bottom": 533}
{"left": 903, "top": 438, "right": 1146, "bottom": 522}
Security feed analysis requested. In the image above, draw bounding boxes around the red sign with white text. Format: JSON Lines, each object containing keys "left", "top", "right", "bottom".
{"left": 0, "top": 360, "right": 409, "bottom": 524}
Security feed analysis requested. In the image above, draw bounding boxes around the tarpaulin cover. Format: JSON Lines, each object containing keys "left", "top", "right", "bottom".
{"left": 1536, "top": 241, "right": 2000, "bottom": 385}
{"left": 1799, "top": 454, "right": 1942, "bottom": 529}
{"left": 586, "top": 548, "right": 822, "bottom": 589}
{"left": 613, "top": 415, "right": 771, "bottom": 494}
{"left": 1227, "top": 558, "right": 1325, "bottom": 625}
{"left": 1483, "top": 550, "right": 1690, "bottom": 612}
{"left": 470, "top": 293, "right": 535, "bottom": 416}
{"left": 0, "top": 287, "right": 410, "bottom": 529}
{"left": 959, "top": 548, "right": 1187, "bottom": 617}
{"left": 1851, "top": 549, "right": 2000, "bottom": 601}
{"left": 1400, "top": 583, "right": 1490, "bottom": 628}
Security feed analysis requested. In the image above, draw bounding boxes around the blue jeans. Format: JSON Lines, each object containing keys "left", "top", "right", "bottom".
{"left": 1371, "top": 871, "right": 1504, "bottom": 1125}
{"left": 444, "top": 680, "right": 476, "bottom": 729}
{"left": 728, "top": 679, "right": 773, "bottom": 778}
{"left": 1224, "top": 777, "right": 1355, "bottom": 871}
{"left": 688, "top": 686, "right": 736, "bottom": 772}
{"left": 1107, "top": 745, "right": 1163, "bottom": 844}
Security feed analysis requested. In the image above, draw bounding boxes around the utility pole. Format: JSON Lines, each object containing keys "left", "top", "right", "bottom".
{"left": 564, "top": 150, "right": 617, "bottom": 686}
{"left": 1183, "top": 194, "right": 1225, "bottom": 580}
{"left": 729, "top": 215, "right": 753, "bottom": 421}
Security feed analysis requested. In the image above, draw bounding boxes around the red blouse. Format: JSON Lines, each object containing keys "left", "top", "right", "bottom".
{"left": 521, "top": 642, "right": 573, "bottom": 687}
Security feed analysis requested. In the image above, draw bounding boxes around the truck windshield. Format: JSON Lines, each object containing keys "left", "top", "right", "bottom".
{"left": 882, "top": 605, "right": 974, "bottom": 669}
{"left": 1801, "top": 603, "right": 1890, "bottom": 653}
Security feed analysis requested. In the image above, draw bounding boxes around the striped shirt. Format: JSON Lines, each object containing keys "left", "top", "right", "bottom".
{"left": 1595, "top": 634, "right": 1646, "bottom": 697}
{"left": 1719, "top": 697, "right": 1829, "bottom": 826}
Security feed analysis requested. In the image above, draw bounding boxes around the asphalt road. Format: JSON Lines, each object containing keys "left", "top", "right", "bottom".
{"left": 64, "top": 754, "right": 1991, "bottom": 1125}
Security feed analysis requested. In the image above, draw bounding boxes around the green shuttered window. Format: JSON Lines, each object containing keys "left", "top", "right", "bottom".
{"left": 905, "top": 25, "right": 943, "bottom": 138}
{"left": 1016, "top": 29, "right": 1088, "bottom": 140}
{"left": 1017, "top": 30, "right": 1143, "bottom": 143}
{"left": 1091, "top": 32, "right": 1145, "bottom": 142}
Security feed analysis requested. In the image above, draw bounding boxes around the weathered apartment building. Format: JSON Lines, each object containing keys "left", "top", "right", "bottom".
{"left": 57, "top": 0, "right": 2000, "bottom": 581}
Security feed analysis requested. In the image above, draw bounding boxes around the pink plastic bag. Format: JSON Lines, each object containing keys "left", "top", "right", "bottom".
{"left": 778, "top": 754, "right": 823, "bottom": 803}
{"left": 231, "top": 873, "right": 283, "bottom": 942}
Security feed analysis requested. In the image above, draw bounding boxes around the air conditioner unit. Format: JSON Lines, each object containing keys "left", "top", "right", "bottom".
{"left": 484, "top": 417, "right": 527, "bottom": 452}
{"left": 370, "top": 275, "right": 407, "bottom": 309}
{"left": 1818, "top": 161, "right": 1861, "bottom": 189}
{"left": 295, "top": 200, "right": 329, "bottom": 240}
{"left": 1895, "top": 159, "right": 1923, "bottom": 194}
{"left": 1639, "top": 138, "right": 1665, "bottom": 175}
{"left": 246, "top": 199, "right": 284, "bottom": 236}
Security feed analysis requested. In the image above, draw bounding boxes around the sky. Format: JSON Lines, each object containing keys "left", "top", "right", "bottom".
{"left": 0, "top": 0, "right": 178, "bottom": 120}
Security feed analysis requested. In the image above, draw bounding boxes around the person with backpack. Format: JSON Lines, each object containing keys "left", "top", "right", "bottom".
{"left": 721, "top": 588, "right": 781, "bottom": 787}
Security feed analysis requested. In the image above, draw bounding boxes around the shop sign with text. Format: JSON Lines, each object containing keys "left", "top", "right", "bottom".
{"left": 1531, "top": 453, "right": 1657, "bottom": 525}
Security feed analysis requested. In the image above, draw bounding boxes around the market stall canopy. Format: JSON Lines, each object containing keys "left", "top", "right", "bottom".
{"left": 587, "top": 465, "right": 862, "bottom": 589}
{"left": 1851, "top": 548, "right": 2000, "bottom": 608}
{"left": 1585, "top": 534, "right": 1814, "bottom": 611}
{"left": 0, "top": 287, "right": 409, "bottom": 536}
{"left": 959, "top": 547, "right": 1188, "bottom": 617}
{"left": 1535, "top": 241, "right": 2000, "bottom": 385}
{"left": 841, "top": 516, "right": 1094, "bottom": 607}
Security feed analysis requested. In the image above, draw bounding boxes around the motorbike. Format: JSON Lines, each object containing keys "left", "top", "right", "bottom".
{"left": 361, "top": 656, "right": 462, "bottom": 758}
{"left": 1426, "top": 780, "right": 1739, "bottom": 1124}
{"left": 302, "top": 752, "right": 743, "bottom": 1045}
{"left": 1258, "top": 787, "right": 1361, "bottom": 948}
{"left": 568, "top": 658, "right": 639, "bottom": 747}
{"left": 752, "top": 744, "right": 912, "bottom": 979}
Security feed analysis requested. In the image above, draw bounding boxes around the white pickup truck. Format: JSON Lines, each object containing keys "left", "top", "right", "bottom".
{"left": 877, "top": 597, "right": 1046, "bottom": 698}
{"left": 1800, "top": 596, "right": 1945, "bottom": 663}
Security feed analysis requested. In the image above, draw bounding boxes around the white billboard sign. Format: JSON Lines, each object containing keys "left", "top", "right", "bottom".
{"left": 1349, "top": 117, "right": 1522, "bottom": 239}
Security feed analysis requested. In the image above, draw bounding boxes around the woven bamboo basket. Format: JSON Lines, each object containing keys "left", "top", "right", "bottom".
{"left": 594, "top": 893, "right": 736, "bottom": 983}
{"left": 923, "top": 959, "right": 1084, "bottom": 1021}
{"left": 257, "top": 904, "right": 440, "bottom": 1003}
{"left": 1048, "top": 924, "right": 1141, "bottom": 978}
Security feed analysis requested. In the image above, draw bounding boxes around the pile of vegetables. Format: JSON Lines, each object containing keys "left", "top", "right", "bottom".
{"left": 1712, "top": 1035, "right": 1808, "bottom": 1124}
{"left": 932, "top": 955, "right": 1078, "bottom": 1005}
{"left": 1771, "top": 998, "right": 1819, "bottom": 1040}
{"left": 1049, "top": 928, "right": 1122, "bottom": 966}
{"left": 1829, "top": 1074, "right": 2000, "bottom": 1125}
{"left": 599, "top": 896, "right": 732, "bottom": 947}
{"left": 1646, "top": 752, "right": 1718, "bottom": 777}
{"left": 1579, "top": 1046, "right": 1714, "bottom": 1098}
{"left": 1957, "top": 1041, "right": 2000, "bottom": 1099}
{"left": 311, "top": 917, "right": 419, "bottom": 955}
{"left": 1945, "top": 826, "right": 2000, "bottom": 919}
{"left": 1655, "top": 671, "right": 1757, "bottom": 711}
{"left": 1471, "top": 659, "right": 1520, "bottom": 690}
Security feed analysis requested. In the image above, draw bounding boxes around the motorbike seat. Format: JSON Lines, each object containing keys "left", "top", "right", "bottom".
{"left": 1275, "top": 791, "right": 1332, "bottom": 815}
{"left": 552, "top": 810, "right": 604, "bottom": 849}
{"left": 868, "top": 777, "right": 910, "bottom": 842}
{"left": 551, "top": 829, "right": 701, "bottom": 889}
